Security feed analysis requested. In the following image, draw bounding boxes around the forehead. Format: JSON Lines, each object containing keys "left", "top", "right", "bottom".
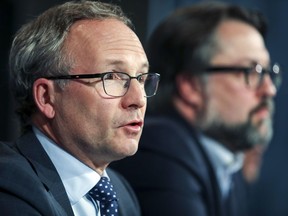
{"left": 64, "top": 19, "right": 148, "bottom": 71}
{"left": 211, "top": 20, "right": 270, "bottom": 66}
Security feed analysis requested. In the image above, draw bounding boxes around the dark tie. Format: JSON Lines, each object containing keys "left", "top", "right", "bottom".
{"left": 88, "top": 177, "right": 119, "bottom": 216}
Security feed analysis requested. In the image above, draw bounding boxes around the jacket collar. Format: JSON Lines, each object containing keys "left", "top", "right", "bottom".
{"left": 15, "top": 131, "right": 74, "bottom": 216}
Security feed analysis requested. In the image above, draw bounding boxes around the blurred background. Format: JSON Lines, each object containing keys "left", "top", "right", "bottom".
{"left": 1, "top": 0, "right": 287, "bottom": 215}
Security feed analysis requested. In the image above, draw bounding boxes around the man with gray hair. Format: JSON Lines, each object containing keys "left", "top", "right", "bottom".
{"left": 0, "top": 1, "right": 160, "bottom": 215}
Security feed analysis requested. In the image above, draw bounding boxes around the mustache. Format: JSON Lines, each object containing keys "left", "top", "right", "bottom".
{"left": 250, "top": 98, "right": 274, "bottom": 116}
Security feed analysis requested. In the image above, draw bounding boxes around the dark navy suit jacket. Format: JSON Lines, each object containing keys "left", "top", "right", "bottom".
{"left": 0, "top": 131, "right": 140, "bottom": 216}
{"left": 111, "top": 109, "right": 249, "bottom": 216}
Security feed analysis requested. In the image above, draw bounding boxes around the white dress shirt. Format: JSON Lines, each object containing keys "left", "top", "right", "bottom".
{"left": 200, "top": 134, "right": 244, "bottom": 198}
{"left": 33, "top": 127, "right": 107, "bottom": 216}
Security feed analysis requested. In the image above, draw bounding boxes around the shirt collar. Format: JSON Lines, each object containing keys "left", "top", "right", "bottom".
{"left": 33, "top": 127, "right": 108, "bottom": 205}
{"left": 200, "top": 134, "right": 244, "bottom": 176}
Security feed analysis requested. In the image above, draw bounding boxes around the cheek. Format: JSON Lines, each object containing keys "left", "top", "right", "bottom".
{"left": 208, "top": 80, "right": 255, "bottom": 123}
{"left": 56, "top": 86, "right": 112, "bottom": 129}
{"left": 80, "top": 99, "right": 115, "bottom": 130}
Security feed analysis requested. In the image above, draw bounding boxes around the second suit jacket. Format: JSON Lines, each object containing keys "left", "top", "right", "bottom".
{"left": 111, "top": 108, "right": 249, "bottom": 216}
{"left": 0, "top": 131, "right": 140, "bottom": 216}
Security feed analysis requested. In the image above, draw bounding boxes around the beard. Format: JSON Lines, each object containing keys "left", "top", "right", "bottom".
{"left": 196, "top": 98, "right": 274, "bottom": 152}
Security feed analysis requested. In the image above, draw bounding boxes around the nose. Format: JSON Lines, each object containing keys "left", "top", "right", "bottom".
{"left": 257, "top": 74, "right": 277, "bottom": 98}
{"left": 121, "top": 79, "right": 146, "bottom": 109}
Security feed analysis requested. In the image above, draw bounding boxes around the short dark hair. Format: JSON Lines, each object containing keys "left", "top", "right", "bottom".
{"left": 9, "top": 0, "right": 133, "bottom": 132}
{"left": 146, "top": 1, "right": 267, "bottom": 111}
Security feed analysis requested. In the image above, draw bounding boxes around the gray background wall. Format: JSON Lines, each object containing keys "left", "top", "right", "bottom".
{"left": 0, "top": 0, "right": 287, "bottom": 215}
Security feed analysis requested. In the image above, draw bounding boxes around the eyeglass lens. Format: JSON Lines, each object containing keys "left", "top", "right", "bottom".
{"left": 248, "top": 64, "right": 281, "bottom": 89}
{"left": 103, "top": 73, "right": 159, "bottom": 97}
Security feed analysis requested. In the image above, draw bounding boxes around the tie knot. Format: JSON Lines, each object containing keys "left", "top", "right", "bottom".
{"left": 89, "top": 177, "right": 118, "bottom": 202}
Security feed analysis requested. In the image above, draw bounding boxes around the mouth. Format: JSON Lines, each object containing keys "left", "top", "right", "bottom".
{"left": 251, "top": 106, "right": 272, "bottom": 124}
{"left": 255, "top": 107, "right": 270, "bottom": 117}
{"left": 127, "top": 120, "right": 143, "bottom": 127}
{"left": 252, "top": 100, "right": 274, "bottom": 119}
{"left": 121, "top": 120, "right": 144, "bottom": 133}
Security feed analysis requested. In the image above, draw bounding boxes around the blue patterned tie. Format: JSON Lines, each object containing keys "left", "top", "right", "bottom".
{"left": 89, "top": 177, "right": 119, "bottom": 216}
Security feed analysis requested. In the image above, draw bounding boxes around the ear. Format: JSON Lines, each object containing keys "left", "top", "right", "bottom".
{"left": 176, "top": 74, "right": 203, "bottom": 106}
{"left": 33, "top": 78, "right": 56, "bottom": 119}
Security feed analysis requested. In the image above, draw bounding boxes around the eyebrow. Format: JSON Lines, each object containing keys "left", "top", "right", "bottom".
{"left": 105, "top": 59, "right": 149, "bottom": 71}
{"left": 237, "top": 59, "right": 270, "bottom": 68}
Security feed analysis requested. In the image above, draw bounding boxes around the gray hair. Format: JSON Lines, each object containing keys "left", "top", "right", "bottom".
{"left": 9, "top": 0, "right": 133, "bottom": 131}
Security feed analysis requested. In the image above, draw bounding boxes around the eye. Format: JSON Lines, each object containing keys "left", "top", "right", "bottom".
{"left": 138, "top": 74, "right": 147, "bottom": 84}
{"left": 105, "top": 72, "right": 122, "bottom": 80}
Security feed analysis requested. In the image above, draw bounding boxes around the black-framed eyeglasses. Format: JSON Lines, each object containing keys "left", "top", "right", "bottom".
{"left": 45, "top": 72, "right": 160, "bottom": 97}
{"left": 205, "top": 63, "right": 282, "bottom": 90}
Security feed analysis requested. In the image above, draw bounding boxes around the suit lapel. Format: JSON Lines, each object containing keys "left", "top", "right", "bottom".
{"left": 148, "top": 110, "right": 224, "bottom": 216}
{"left": 107, "top": 168, "right": 140, "bottom": 216}
{"left": 172, "top": 109, "right": 224, "bottom": 216}
{"left": 194, "top": 133, "right": 224, "bottom": 216}
{"left": 15, "top": 132, "right": 74, "bottom": 216}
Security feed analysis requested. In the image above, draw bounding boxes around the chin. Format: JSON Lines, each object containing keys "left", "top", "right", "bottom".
{"left": 126, "top": 144, "right": 139, "bottom": 156}
{"left": 118, "top": 142, "right": 138, "bottom": 157}
{"left": 113, "top": 149, "right": 137, "bottom": 162}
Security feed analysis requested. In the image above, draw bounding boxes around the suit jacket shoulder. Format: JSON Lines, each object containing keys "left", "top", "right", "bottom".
{"left": 0, "top": 132, "right": 141, "bottom": 216}
{"left": 0, "top": 136, "right": 70, "bottom": 216}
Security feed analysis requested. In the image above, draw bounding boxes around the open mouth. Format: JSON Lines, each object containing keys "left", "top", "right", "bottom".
{"left": 129, "top": 121, "right": 143, "bottom": 127}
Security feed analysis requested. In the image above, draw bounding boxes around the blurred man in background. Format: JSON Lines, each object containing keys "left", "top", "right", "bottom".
{"left": 112, "top": 1, "right": 281, "bottom": 216}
